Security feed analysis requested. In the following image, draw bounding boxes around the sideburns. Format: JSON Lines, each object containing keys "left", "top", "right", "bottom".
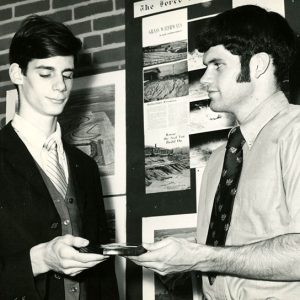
{"left": 236, "top": 56, "right": 251, "bottom": 83}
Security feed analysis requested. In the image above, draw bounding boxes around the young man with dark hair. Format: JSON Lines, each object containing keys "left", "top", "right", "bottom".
{"left": 0, "top": 15, "right": 119, "bottom": 300}
{"left": 130, "top": 5, "right": 300, "bottom": 299}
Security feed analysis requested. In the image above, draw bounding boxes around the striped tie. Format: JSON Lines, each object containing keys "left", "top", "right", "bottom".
{"left": 44, "top": 138, "right": 68, "bottom": 197}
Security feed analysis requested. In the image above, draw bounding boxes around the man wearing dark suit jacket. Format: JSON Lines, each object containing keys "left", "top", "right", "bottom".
{"left": 0, "top": 15, "right": 119, "bottom": 300}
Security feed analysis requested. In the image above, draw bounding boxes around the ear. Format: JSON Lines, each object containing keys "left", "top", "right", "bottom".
{"left": 9, "top": 63, "right": 24, "bottom": 85}
{"left": 249, "top": 52, "right": 271, "bottom": 79}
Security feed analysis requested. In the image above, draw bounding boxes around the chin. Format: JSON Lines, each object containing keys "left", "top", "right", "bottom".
{"left": 209, "top": 102, "right": 223, "bottom": 113}
{"left": 47, "top": 108, "right": 65, "bottom": 117}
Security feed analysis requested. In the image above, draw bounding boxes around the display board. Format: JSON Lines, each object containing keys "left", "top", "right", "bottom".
{"left": 125, "top": 0, "right": 300, "bottom": 299}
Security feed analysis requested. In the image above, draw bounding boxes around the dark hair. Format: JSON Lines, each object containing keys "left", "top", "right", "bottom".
{"left": 197, "top": 5, "right": 296, "bottom": 87}
{"left": 9, "top": 15, "right": 82, "bottom": 74}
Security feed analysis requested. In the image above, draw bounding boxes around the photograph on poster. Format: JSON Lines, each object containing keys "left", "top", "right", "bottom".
{"left": 189, "top": 128, "right": 230, "bottom": 168}
{"left": 103, "top": 195, "right": 126, "bottom": 300}
{"left": 187, "top": 49, "right": 206, "bottom": 72}
{"left": 155, "top": 227, "right": 197, "bottom": 300}
{"left": 189, "top": 99, "right": 235, "bottom": 134}
{"left": 188, "top": 68, "right": 208, "bottom": 101}
{"left": 58, "top": 71, "right": 126, "bottom": 196}
{"left": 144, "top": 127, "right": 190, "bottom": 194}
{"left": 188, "top": 16, "right": 212, "bottom": 71}
{"left": 143, "top": 40, "right": 188, "bottom": 67}
{"left": 142, "top": 214, "right": 201, "bottom": 300}
{"left": 144, "top": 60, "right": 189, "bottom": 103}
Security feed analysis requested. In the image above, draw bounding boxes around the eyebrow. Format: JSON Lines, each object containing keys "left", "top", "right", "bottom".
{"left": 204, "top": 58, "right": 224, "bottom": 65}
{"left": 35, "top": 66, "right": 74, "bottom": 72}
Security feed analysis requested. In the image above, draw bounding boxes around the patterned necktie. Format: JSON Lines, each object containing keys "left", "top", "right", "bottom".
{"left": 205, "top": 126, "right": 245, "bottom": 284}
{"left": 44, "top": 138, "right": 68, "bottom": 198}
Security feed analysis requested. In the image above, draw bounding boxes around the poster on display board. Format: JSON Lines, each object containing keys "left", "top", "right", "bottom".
{"left": 134, "top": 0, "right": 212, "bottom": 18}
{"left": 142, "top": 7, "right": 238, "bottom": 194}
{"left": 143, "top": 9, "right": 192, "bottom": 194}
{"left": 5, "top": 71, "right": 126, "bottom": 197}
{"left": 127, "top": 0, "right": 293, "bottom": 299}
{"left": 59, "top": 71, "right": 126, "bottom": 196}
{"left": 142, "top": 213, "right": 201, "bottom": 300}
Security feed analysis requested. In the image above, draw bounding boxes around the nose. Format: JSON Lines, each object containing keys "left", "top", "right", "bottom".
{"left": 199, "top": 68, "right": 211, "bottom": 87}
{"left": 53, "top": 76, "right": 67, "bottom": 92}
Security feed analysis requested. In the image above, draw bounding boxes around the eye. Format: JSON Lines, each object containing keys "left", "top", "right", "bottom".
{"left": 39, "top": 72, "right": 52, "bottom": 78}
{"left": 63, "top": 72, "right": 73, "bottom": 80}
{"left": 215, "top": 63, "right": 224, "bottom": 70}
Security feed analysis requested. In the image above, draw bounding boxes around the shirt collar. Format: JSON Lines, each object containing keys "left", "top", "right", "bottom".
{"left": 12, "top": 114, "right": 64, "bottom": 155}
{"left": 45, "top": 124, "right": 64, "bottom": 155}
{"left": 239, "top": 91, "right": 289, "bottom": 148}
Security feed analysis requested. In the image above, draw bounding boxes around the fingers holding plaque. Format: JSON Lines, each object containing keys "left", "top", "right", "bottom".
{"left": 78, "top": 243, "right": 147, "bottom": 256}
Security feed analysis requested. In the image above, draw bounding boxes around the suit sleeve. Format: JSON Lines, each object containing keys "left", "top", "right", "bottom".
{"left": 0, "top": 152, "right": 43, "bottom": 299}
{"left": 0, "top": 240, "right": 42, "bottom": 299}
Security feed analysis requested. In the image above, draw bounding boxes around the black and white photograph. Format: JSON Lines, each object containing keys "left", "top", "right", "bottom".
{"left": 188, "top": 16, "right": 211, "bottom": 71}
{"left": 145, "top": 129, "right": 190, "bottom": 194}
{"left": 189, "top": 128, "right": 230, "bottom": 168}
{"left": 142, "top": 214, "right": 201, "bottom": 300}
{"left": 60, "top": 84, "right": 115, "bottom": 177}
{"left": 187, "top": 48, "right": 206, "bottom": 72}
{"left": 144, "top": 61, "right": 189, "bottom": 103}
{"left": 2, "top": 0, "right": 299, "bottom": 299}
{"left": 154, "top": 227, "right": 197, "bottom": 300}
{"left": 60, "top": 71, "right": 126, "bottom": 196}
{"left": 188, "top": 68, "right": 208, "bottom": 101}
{"left": 143, "top": 40, "right": 188, "bottom": 67}
{"left": 189, "top": 99, "right": 236, "bottom": 134}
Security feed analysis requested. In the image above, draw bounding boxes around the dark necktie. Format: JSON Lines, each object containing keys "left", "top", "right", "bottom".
{"left": 205, "top": 126, "right": 245, "bottom": 284}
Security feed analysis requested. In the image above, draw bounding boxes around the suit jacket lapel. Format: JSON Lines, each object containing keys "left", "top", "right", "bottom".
{"left": 0, "top": 123, "right": 86, "bottom": 212}
{"left": 0, "top": 122, "right": 51, "bottom": 199}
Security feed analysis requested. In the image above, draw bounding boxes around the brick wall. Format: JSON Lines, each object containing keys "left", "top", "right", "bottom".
{"left": 0, "top": 0, "right": 125, "bottom": 125}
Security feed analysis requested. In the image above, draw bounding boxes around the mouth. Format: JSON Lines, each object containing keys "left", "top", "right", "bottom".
{"left": 46, "top": 97, "right": 66, "bottom": 103}
{"left": 208, "top": 90, "right": 219, "bottom": 96}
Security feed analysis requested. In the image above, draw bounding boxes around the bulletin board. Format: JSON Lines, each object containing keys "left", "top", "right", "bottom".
{"left": 125, "top": 1, "right": 300, "bottom": 299}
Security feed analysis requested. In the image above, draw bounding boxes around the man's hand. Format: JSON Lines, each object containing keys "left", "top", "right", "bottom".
{"left": 128, "top": 237, "right": 204, "bottom": 276}
{"left": 30, "top": 234, "right": 108, "bottom": 277}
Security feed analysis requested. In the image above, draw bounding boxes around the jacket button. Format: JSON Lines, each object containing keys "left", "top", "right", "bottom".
{"left": 70, "top": 286, "right": 78, "bottom": 292}
{"left": 63, "top": 219, "right": 70, "bottom": 226}
{"left": 68, "top": 197, "right": 74, "bottom": 204}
